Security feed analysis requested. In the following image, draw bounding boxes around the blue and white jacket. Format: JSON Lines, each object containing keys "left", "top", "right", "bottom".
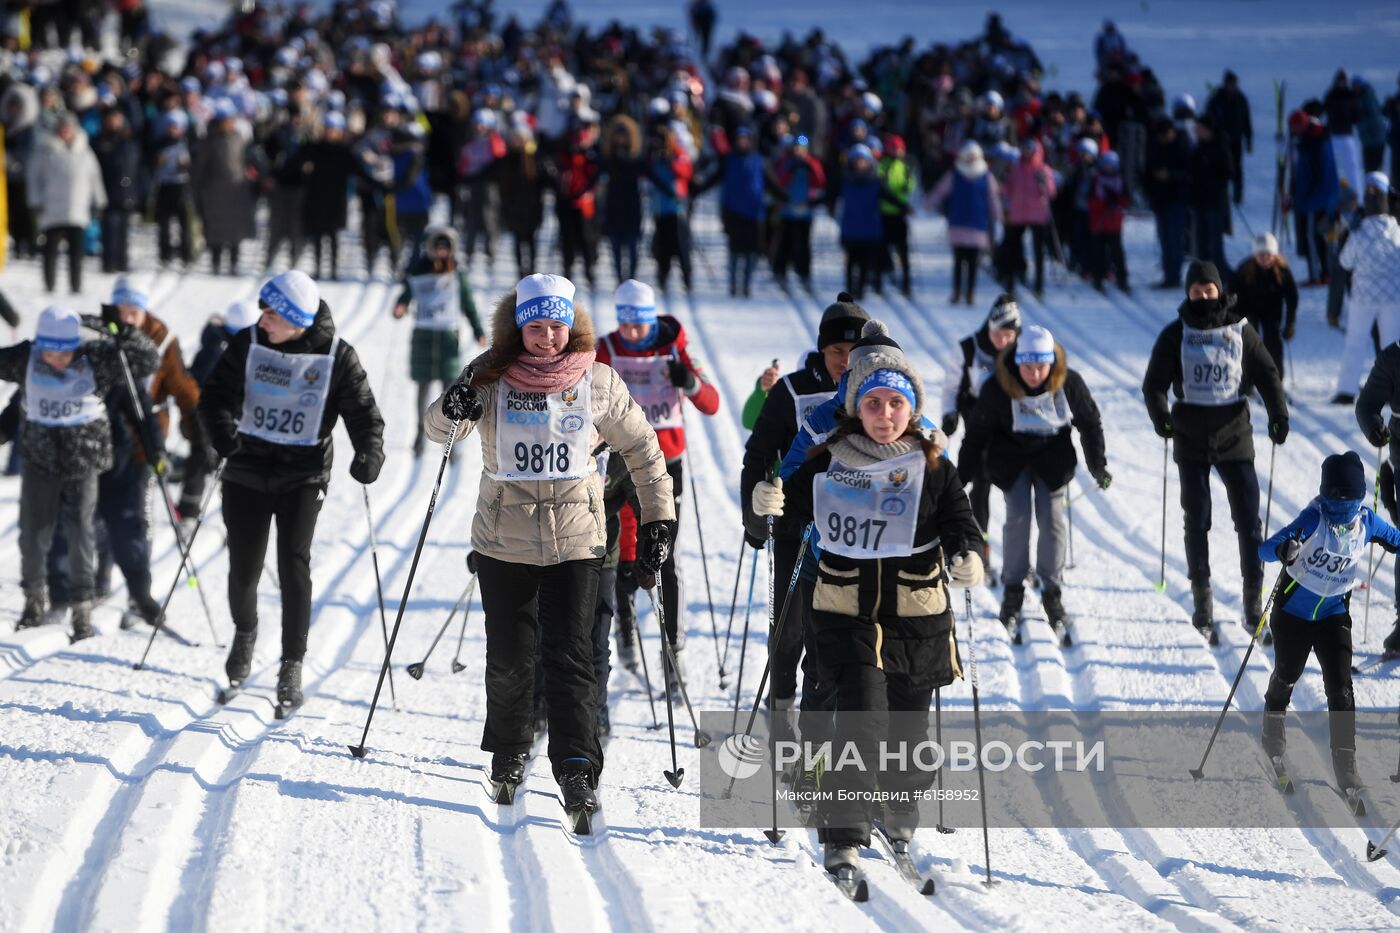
{"left": 1261, "top": 500, "right": 1400, "bottom": 620}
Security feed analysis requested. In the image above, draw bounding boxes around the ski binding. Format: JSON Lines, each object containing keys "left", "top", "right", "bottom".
{"left": 874, "top": 825, "right": 935, "bottom": 894}
{"left": 828, "top": 865, "right": 870, "bottom": 901}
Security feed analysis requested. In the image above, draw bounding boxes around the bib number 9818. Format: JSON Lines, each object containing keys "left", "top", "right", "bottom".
{"left": 251, "top": 406, "right": 306, "bottom": 435}
{"left": 514, "top": 442, "right": 570, "bottom": 475}
{"left": 826, "top": 512, "right": 888, "bottom": 550}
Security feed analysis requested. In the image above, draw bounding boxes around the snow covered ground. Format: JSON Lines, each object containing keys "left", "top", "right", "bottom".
{"left": 2, "top": 2, "right": 1400, "bottom": 931}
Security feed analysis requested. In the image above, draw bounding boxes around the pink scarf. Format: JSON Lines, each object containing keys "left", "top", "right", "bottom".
{"left": 503, "top": 350, "right": 596, "bottom": 394}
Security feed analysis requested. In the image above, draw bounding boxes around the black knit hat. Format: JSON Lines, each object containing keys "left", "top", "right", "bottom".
{"left": 1185, "top": 260, "right": 1223, "bottom": 296}
{"left": 817, "top": 292, "right": 871, "bottom": 349}
{"left": 1320, "top": 451, "right": 1366, "bottom": 500}
{"left": 984, "top": 293, "right": 1022, "bottom": 332}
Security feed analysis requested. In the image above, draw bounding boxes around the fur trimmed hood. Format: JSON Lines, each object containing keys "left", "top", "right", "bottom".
{"left": 995, "top": 339, "right": 1068, "bottom": 399}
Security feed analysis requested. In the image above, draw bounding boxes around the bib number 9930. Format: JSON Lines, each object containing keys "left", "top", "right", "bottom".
{"left": 514, "top": 442, "right": 570, "bottom": 475}
{"left": 251, "top": 406, "right": 307, "bottom": 435}
{"left": 1305, "top": 547, "right": 1352, "bottom": 575}
{"left": 826, "top": 512, "right": 888, "bottom": 550}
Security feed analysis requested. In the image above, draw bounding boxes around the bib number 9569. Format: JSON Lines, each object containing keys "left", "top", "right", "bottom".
{"left": 514, "top": 442, "right": 570, "bottom": 474}
{"left": 826, "top": 512, "right": 888, "bottom": 550}
{"left": 37, "top": 398, "right": 83, "bottom": 419}
{"left": 251, "top": 406, "right": 307, "bottom": 435}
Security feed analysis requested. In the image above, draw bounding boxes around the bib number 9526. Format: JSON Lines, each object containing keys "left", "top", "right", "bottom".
{"left": 826, "top": 512, "right": 888, "bottom": 550}
{"left": 251, "top": 406, "right": 307, "bottom": 435}
{"left": 514, "top": 442, "right": 570, "bottom": 475}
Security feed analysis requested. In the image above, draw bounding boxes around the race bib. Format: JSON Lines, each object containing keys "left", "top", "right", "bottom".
{"left": 25, "top": 348, "right": 104, "bottom": 427}
{"left": 1294, "top": 514, "right": 1367, "bottom": 598}
{"left": 609, "top": 349, "right": 682, "bottom": 429}
{"left": 814, "top": 449, "right": 926, "bottom": 559}
{"left": 968, "top": 346, "right": 995, "bottom": 398}
{"left": 493, "top": 371, "right": 596, "bottom": 481}
{"left": 784, "top": 376, "right": 835, "bottom": 429}
{"left": 1011, "top": 390, "right": 1072, "bottom": 436}
{"left": 237, "top": 334, "right": 337, "bottom": 446}
{"left": 1180, "top": 321, "right": 1244, "bottom": 406}
{"left": 408, "top": 272, "right": 460, "bottom": 331}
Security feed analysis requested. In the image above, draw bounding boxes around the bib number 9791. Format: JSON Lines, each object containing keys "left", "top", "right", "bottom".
{"left": 251, "top": 406, "right": 306, "bottom": 435}
{"left": 514, "top": 442, "right": 570, "bottom": 474}
{"left": 826, "top": 512, "right": 887, "bottom": 550}
{"left": 1192, "top": 362, "right": 1230, "bottom": 385}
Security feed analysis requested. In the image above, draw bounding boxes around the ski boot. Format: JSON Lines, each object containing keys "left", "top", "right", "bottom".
{"left": 982, "top": 541, "right": 999, "bottom": 588}
{"left": 1262, "top": 712, "right": 1286, "bottom": 760}
{"left": 1000, "top": 586, "right": 1024, "bottom": 644}
{"left": 225, "top": 630, "right": 256, "bottom": 687}
{"left": 823, "top": 842, "right": 869, "bottom": 899}
{"left": 489, "top": 751, "right": 529, "bottom": 804}
{"left": 1043, "top": 586, "right": 1071, "bottom": 646}
{"left": 1332, "top": 745, "right": 1365, "bottom": 814}
{"left": 1243, "top": 583, "right": 1265, "bottom": 642}
{"left": 69, "top": 600, "right": 94, "bottom": 642}
{"left": 275, "top": 659, "right": 303, "bottom": 719}
{"left": 615, "top": 616, "right": 638, "bottom": 673}
{"left": 124, "top": 594, "right": 162, "bottom": 631}
{"left": 882, "top": 796, "right": 919, "bottom": 844}
{"left": 1191, "top": 581, "right": 1217, "bottom": 645}
{"left": 16, "top": 588, "right": 47, "bottom": 630}
{"left": 792, "top": 758, "right": 825, "bottom": 823}
{"left": 1383, "top": 619, "right": 1400, "bottom": 661}
{"left": 664, "top": 644, "right": 687, "bottom": 698}
{"left": 558, "top": 758, "right": 599, "bottom": 834}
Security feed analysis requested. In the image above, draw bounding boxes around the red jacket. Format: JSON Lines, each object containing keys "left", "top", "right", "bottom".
{"left": 1088, "top": 168, "right": 1128, "bottom": 235}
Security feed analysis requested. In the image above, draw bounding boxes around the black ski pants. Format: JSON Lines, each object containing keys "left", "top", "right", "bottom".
{"left": 478, "top": 553, "right": 605, "bottom": 779}
{"left": 222, "top": 480, "right": 324, "bottom": 662}
{"left": 1178, "top": 458, "right": 1263, "bottom": 591}
{"left": 1265, "top": 604, "right": 1355, "bottom": 750}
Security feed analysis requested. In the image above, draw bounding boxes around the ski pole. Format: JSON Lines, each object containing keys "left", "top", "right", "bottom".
{"left": 964, "top": 588, "right": 994, "bottom": 886}
{"left": 349, "top": 399, "right": 466, "bottom": 759}
{"left": 1365, "top": 446, "right": 1382, "bottom": 643}
{"left": 935, "top": 687, "right": 954, "bottom": 834}
{"left": 449, "top": 556, "right": 479, "bottom": 674}
{"left": 680, "top": 405, "right": 726, "bottom": 684}
{"left": 1189, "top": 569, "right": 1291, "bottom": 780}
{"left": 155, "top": 483, "right": 223, "bottom": 647}
{"left": 406, "top": 574, "right": 475, "bottom": 679}
{"left": 718, "top": 538, "right": 747, "bottom": 689}
{"left": 134, "top": 461, "right": 226, "bottom": 669}
{"left": 648, "top": 582, "right": 712, "bottom": 749}
{"left": 1156, "top": 438, "right": 1169, "bottom": 592}
{"left": 1367, "top": 810, "right": 1400, "bottom": 861}
{"left": 724, "top": 527, "right": 812, "bottom": 799}
{"left": 1065, "top": 487, "right": 1076, "bottom": 570}
{"left": 730, "top": 550, "right": 761, "bottom": 732}
{"left": 631, "top": 598, "right": 661, "bottom": 730}
{"left": 362, "top": 486, "right": 397, "bottom": 707}
{"left": 1264, "top": 443, "right": 1277, "bottom": 539}
{"left": 650, "top": 578, "right": 684, "bottom": 788}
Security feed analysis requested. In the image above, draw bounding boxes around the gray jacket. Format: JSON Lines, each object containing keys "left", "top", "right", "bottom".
{"left": 26, "top": 128, "right": 107, "bottom": 229}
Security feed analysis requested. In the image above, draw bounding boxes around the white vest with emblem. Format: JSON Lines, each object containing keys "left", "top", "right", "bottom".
{"left": 1293, "top": 510, "right": 1368, "bottom": 598}
{"left": 236, "top": 331, "right": 338, "bottom": 447}
{"left": 784, "top": 374, "right": 835, "bottom": 430}
{"left": 408, "top": 272, "right": 461, "bottom": 331}
{"left": 493, "top": 371, "right": 596, "bottom": 481}
{"left": 25, "top": 347, "right": 105, "bottom": 427}
{"left": 1011, "top": 389, "right": 1072, "bottom": 436}
{"left": 1180, "top": 320, "right": 1245, "bottom": 407}
{"left": 606, "top": 336, "right": 683, "bottom": 430}
{"left": 814, "top": 449, "right": 927, "bottom": 559}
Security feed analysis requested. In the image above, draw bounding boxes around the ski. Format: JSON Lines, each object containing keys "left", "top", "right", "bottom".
{"left": 1052, "top": 619, "right": 1073, "bottom": 648}
{"left": 1194, "top": 621, "right": 1219, "bottom": 647}
{"left": 827, "top": 865, "right": 870, "bottom": 901}
{"left": 563, "top": 804, "right": 595, "bottom": 835}
{"left": 1353, "top": 653, "right": 1400, "bottom": 675}
{"left": 273, "top": 699, "right": 302, "bottom": 721}
{"left": 873, "top": 824, "right": 935, "bottom": 895}
{"left": 1004, "top": 613, "right": 1023, "bottom": 645}
{"left": 1262, "top": 753, "right": 1294, "bottom": 794}
{"left": 488, "top": 779, "right": 521, "bottom": 805}
{"left": 216, "top": 683, "right": 244, "bottom": 705}
{"left": 1338, "top": 787, "right": 1366, "bottom": 817}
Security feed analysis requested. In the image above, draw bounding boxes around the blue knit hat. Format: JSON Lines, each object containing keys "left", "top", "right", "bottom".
{"left": 856, "top": 368, "right": 917, "bottom": 410}
{"left": 36, "top": 306, "right": 81, "bottom": 352}
{"left": 111, "top": 276, "right": 149, "bottom": 311}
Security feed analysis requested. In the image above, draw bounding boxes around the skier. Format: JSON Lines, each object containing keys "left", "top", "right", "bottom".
{"left": 391, "top": 225, "right": 487, "bottom": 457}
{"left": 999, "top": 137, "right": 1057, "bottom": 297}
{"left": 960, "top": 324, "right": 1110, "bottom": 640}
{"left": 742, "top": 295, "right": 869, "bottom": 712}
{"left": 838, "top": 143, "right": 903, "bottom": 299}
{"left": 595, "top": 279, "right": 718, "bottom": 691}
{"left": 924, "top": 140, "right": 1001, "bottom": 306}
{"left": 941, "top": 294, "right": 1022, "bottom": 578}
{"left": 750, "top": 335, "right": 982, "bottom": 878}
{"left": 198, "top": 271, "right": 385, "bottom": 715}
{"left": 1353, "top": 314, "right": 1400, "bottom": 660}
{"left": 422, "top": 273, "right": 676, "bottom": 823}
{"left": 1259, "top": 451, "right": 1400, "bottom": 801}
{"left": 877, "top": 134, "right": 918, "bottom": 295}
{"left": 1143, "top": 261, "right": 1289, "bottom": 641}
{"left": 1230, "top": 233, "right": 1299, "bottom": 380}
{"left": 1334, "top": 172, "right": 1400, "bottom": 404}
{"left": 771, "top": 135, "right": 826, "bottom": 292}
{"left": 0, "top": 306, "right": 157, "bottom": 639}
{"left": 1087, "top": 150, "right": 1130, "bottom": 292}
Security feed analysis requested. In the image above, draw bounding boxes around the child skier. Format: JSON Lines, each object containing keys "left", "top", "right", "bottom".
{"left": 960, "top": 324, "right": 1111, "bottom": 641}
{"left": 1259, "top": 451, "right": 1400, "bottom": 800}
{"left": 392, "top": 225, "right": 487, "bottom": 456}
{"left": 1, "top": 306, "right": 157, "bottom": 639}
{"left": 1087, "top": 150, "right": 1130, "bottom": 292}
{"left": 925, "top": 140, "right": 1001, "bottom": 306}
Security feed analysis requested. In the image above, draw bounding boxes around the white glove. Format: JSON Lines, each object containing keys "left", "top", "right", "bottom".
{"left": 948, "top": 549, "right": 984, "bottom": 588}
{"left": 752, "top": 477, "right": 785, "bottom": 518}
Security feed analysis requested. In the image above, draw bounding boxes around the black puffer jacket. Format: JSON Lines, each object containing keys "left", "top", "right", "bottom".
{"left": 787, "top": 441, "right": 979, "bottom": 689}
{"left": 0, "top": 329, "right": 157, "bottom": 480}
{"left": 741, "top": 350, "right": 837, "bottom": 541}
{"left": 959, "top": 342, "right": 1107, "bottom": 491}
{"left": 1142, "top": 298, "right": 1287, "bottom": 464}
{"left": 198, "top": 302, "right": 385, "bottom": 494}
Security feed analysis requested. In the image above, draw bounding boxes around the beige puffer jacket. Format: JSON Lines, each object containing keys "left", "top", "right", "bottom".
{"left": 424, "top": 302, "right": 675, "bottom": 566}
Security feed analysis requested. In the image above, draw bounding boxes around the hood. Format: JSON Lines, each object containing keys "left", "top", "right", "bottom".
{"left": 995, "top": 340, "right": 1067, "bottom": 399}
{"left": 1, "top": 82, "right": 39, "bottom": 133}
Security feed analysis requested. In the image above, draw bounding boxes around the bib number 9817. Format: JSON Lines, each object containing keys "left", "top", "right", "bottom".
{"left": 251, "top": 406, "right": 306, "bottom": 436}
{"left": 514, "top": 442, "right": 570, "bottom": 475}
{"left": 826, "top": 512, "right": 887, "bottom": 550}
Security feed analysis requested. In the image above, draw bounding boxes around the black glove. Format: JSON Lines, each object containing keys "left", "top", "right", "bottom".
{"left": 1268, "top": 419, "right": 1289, "bottom": 445}
{"left": 1381, "top": 461, "right": 1398, "bottom": 522}
{"left": 637, "top": 520, "right": 674, "bottom": 574}
{"left": 466, "top": 550, "right": 479, "bottom": 574}
{"left": 667, "top": 358, "right": 699, "bottom": 393}
{"left": 441, "top": 381, "right": 484, "bottom": 422}
{"left": 1276, "top": 538, "right": 1301, "bottom": 566}
{"left": 1154, "top": 418, "right": 1173, "bottom": 440}
{"left": 1092, "top": 468, "right": 1113, "bottom": 491}
{"left": 1369, "top": 424, "right": 1392, "bottom": 448}
{"left": 210, "top": 429, "right": 240, "bottom": 459}
{"left": 941, "top": 412, "right": 959, "bottom": 436}
{"left": 350, "top": 450, "right": 382, "bottom": 484}
{"left": 745, "top": 531, "right": 766, "bottom": 550}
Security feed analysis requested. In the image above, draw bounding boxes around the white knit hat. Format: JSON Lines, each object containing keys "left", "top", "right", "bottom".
{"left": 614, "top": 279, "right": 657, "bottom": 326}
{"left": 259, "top": 270, "right": 320, "bottom": 328}
{"left": 224, "top": 299, "right": 260, "bottom": 334}
{"left": 1014, "top": 324, "right": 1056, "bottom": 365}
{"left": 36, "top": 306, "right": 82, "bottom": 352}
{"left": 1252, "top": 232, "right": 1279, "bottom": 256}
{"left": 515, "top": 273, "right": 576, "bottom": 329}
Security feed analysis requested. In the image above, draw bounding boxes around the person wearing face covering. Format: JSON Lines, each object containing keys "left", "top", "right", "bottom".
{"left": 1143, "top": 260, "right": 1289, "bottom": 643}
{"left": 1259, "top": 451, "right": 1400, "bottom": 799}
